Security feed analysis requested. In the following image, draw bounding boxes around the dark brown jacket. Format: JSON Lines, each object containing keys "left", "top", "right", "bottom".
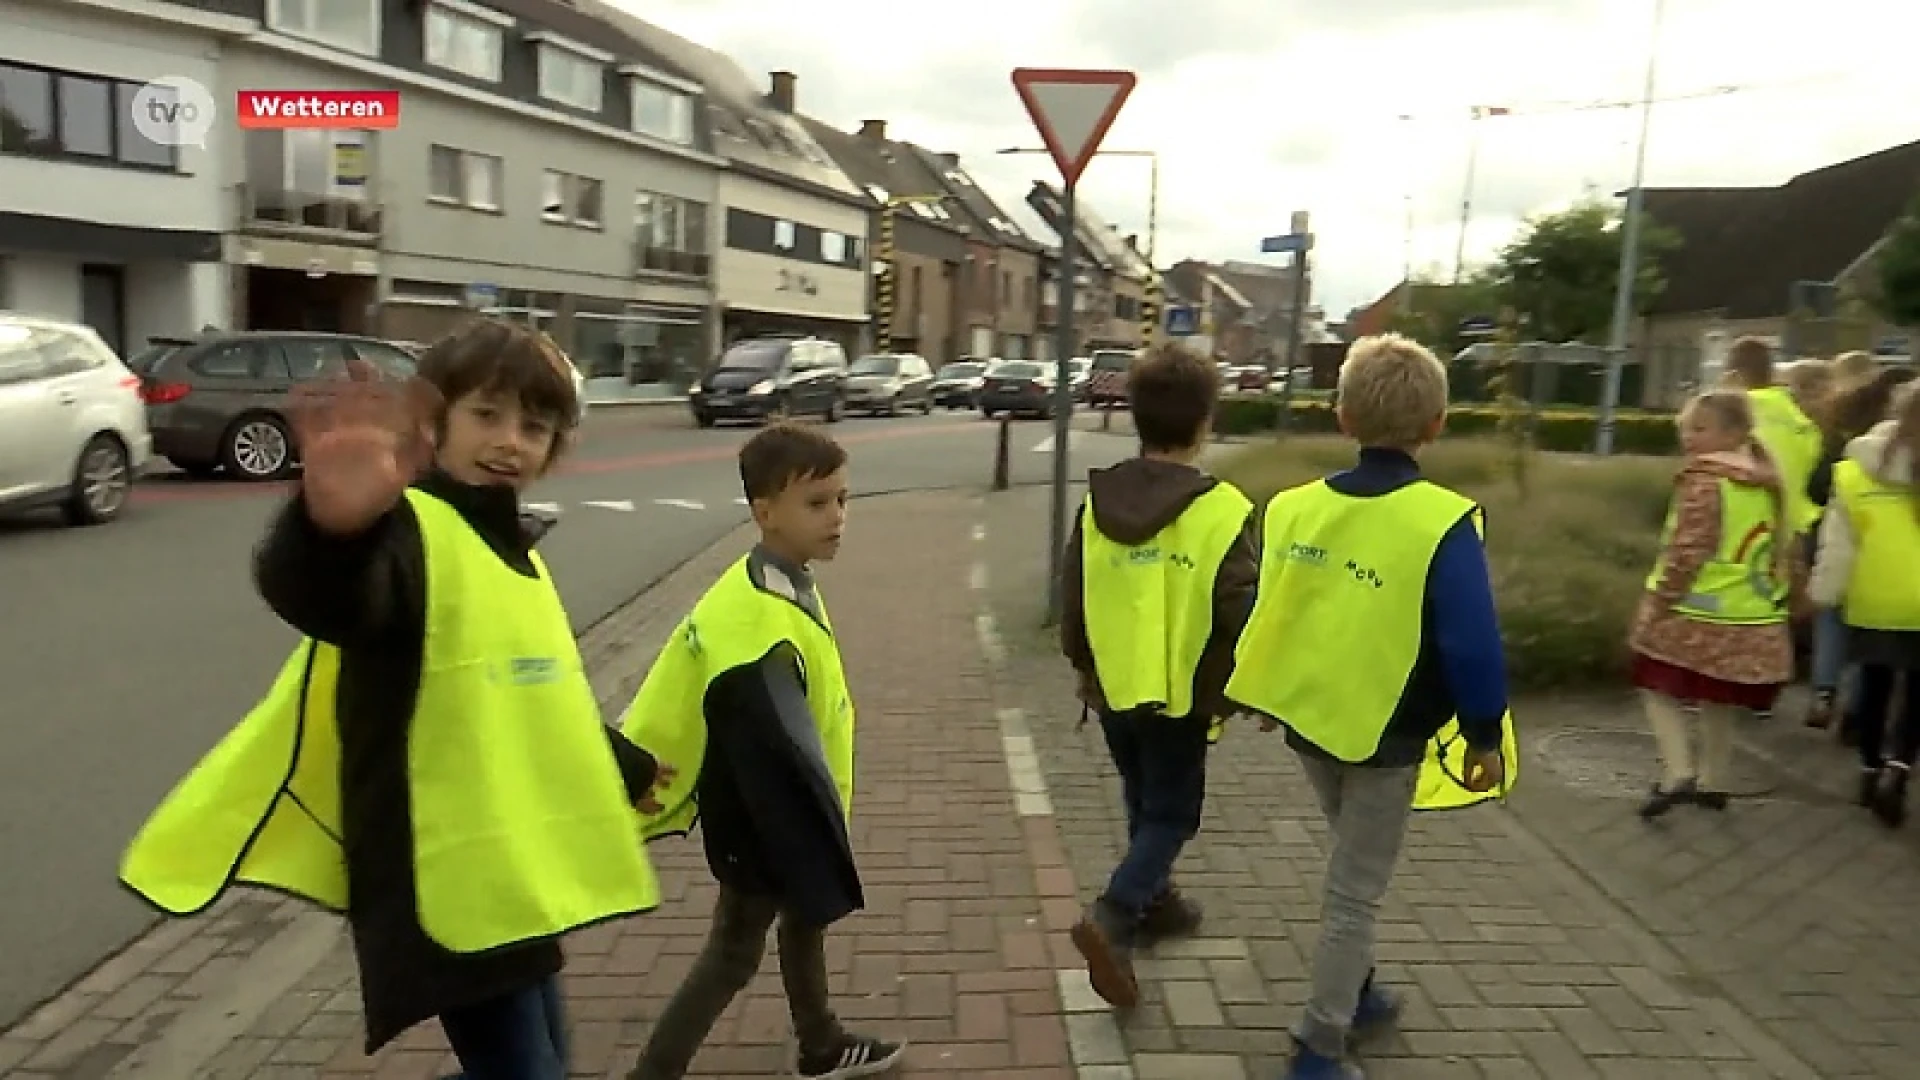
{"left": 1059, "top": 458, "right": 1260, "bottom": 719}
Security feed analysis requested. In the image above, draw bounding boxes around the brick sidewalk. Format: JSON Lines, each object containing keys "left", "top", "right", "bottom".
{"left": 0, "top": 493, "right": 1080, "bottom": 1079}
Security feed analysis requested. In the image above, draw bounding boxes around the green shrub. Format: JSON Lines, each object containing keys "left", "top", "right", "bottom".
{"left": 1209, "top": 436, "right": 1676, "bottom": 690}
{"left": 1213, "top": 397, "right": 1680, "bottom": 456}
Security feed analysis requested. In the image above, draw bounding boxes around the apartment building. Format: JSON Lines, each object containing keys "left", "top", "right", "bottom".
{"left": 803, "top": 118, "right": 969, "bottom": 363}
{"left": 912, "top": 147, "right": 1043, "bottom": 361}
{"left": 203, "top": 0, "right": 723, "bottom": 397}
{"left": 594, "top": 7, "right": 871, "bottom": 359}
{"left": 1, "top": 0, "right": 242, "bottom": 356}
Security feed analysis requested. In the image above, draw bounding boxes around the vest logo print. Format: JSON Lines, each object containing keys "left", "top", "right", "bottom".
{"left": 504, "top": 657, "right": 562, "bottom": 685}
{"left": 1733, "top": 521, "right": 1784, "bottom": 605}
{"left": 1343, "top": 559, "right": 1385, "bottom": 588}
{"left": 1126, "top": 546, "right": 1162, "bottom": 565}
{"left": 1287, "top": 542, "right": 1327, "bottom": 565}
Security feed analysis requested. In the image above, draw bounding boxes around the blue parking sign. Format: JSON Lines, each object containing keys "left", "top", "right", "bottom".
{"left": 1165, "top": 306, "right": 1198, "bottom": 336}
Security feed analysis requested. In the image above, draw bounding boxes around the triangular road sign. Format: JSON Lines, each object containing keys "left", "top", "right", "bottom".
{"left": 1011, "top": 68, "right": 1137, "bottom": 188}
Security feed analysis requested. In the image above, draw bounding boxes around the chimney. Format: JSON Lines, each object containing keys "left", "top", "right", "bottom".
{"left": 937, "top": 152, "right": 959, "bottom": 167}
{"left": 768, "top": 70, "right": 796, "bottom": 112}
{"left": 858, "top": 119, "right": 886, "bottom": 141}
{"left": 1125, "top": 234, "right": 1138, "bottom": 251}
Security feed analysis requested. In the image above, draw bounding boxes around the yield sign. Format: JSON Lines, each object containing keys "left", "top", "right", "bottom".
{"left": 1011, "top": 68, "right": 1137, "bottom": 188}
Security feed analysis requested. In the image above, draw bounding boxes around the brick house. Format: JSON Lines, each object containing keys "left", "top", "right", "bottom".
{"left": 800, "top": 117, "right": 969, "bottom": 362}
{"left": 910, "top": 147, "right": 1044, "bottom": 361}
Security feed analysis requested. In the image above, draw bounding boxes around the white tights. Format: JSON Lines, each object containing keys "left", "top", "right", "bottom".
{"left": 1642, "top": 690, "right": 1737, "bottom": 790}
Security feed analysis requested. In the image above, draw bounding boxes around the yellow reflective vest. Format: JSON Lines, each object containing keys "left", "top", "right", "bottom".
{"left": 620, "top": 556, "right": 855, "bottom": 839}
{"left": 1644, "top": 478, "right": 1789, "bottom": 625}
{"left": 1832, "top": 459, "right": 1920, "bottom": 631}
{"left": 1080, "top": 483, "right": 1252, "bottom": 721}
{"left": 120, "top": 489, "right": 661, "bottom": 952}
{"left": 1747, "top": 386, "right": 1821, "bottom": 533}
{"left": 1225, "top": 479, "right": 1519, "bottom": 810}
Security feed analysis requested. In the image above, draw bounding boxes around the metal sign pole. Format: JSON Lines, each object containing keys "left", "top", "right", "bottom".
{"left": 1045, "top": 182, "right": 1078, "bottom": 625}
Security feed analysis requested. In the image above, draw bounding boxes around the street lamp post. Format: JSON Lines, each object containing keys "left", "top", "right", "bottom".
{"left": 1596, "top": 0, "right": 1667, "bottom": 456}
{"left": 874, "top": 194, "right": 949, "bottom": 354}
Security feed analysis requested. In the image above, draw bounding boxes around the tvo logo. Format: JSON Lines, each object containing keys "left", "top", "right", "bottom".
{"left": 128, "top": 75, "right": 216, "bottom": 149}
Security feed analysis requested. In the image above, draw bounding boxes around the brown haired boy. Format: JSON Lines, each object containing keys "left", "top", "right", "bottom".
{"left": 620, "top": 422, "right": 904, "bottom": 1080}
{"left": 122, "top": 316, "right": 668, "bottom": 1079}
{"left": 1059, "top": 343, "right": 1259, "bottom": 1007}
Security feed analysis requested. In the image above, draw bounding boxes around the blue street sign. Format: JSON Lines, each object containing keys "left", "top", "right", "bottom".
{"left": 1260, "top": 233, "right": 1308, "bottom": 254}
{"left": 1165, "top": 305, "right": 1198, "bottom": 336}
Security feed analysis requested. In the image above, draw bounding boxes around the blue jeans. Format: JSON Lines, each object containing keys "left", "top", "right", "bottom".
{"left": 439, "top": 976, "right": 567, "bottom": 1080}
{"left": 1812, "top": 607, "right": 1851, "bottom": 693}
{"left": 1099, "top": 709, "right": 1210, "bottom": 916}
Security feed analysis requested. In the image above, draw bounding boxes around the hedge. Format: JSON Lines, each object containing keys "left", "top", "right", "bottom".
{"left": 1212, "top": 397, "right": 1680, "bottom": 456}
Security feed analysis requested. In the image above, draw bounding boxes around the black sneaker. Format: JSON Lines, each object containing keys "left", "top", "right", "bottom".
{"left": 796, "top": 1034, "right": 906, "bottom": 1079}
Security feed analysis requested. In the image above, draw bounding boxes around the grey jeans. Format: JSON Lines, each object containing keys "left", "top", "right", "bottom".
{"left": 1293, "top": 753, "right": 1418, "bottom": 1059}
{"left": 628, "top": 887, "right": 842, "bottom": 1080}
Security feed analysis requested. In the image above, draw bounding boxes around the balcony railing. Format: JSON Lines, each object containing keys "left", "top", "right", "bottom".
{"left": 239, "top": 184, "right": 382, "bottom": 243}
{"left": 634, "top": 244, "right": 711, "bottom": 278}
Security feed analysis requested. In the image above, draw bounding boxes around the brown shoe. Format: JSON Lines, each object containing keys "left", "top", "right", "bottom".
{"left": 1137, "top": 888, "right": 1204, "bottom": 944}
{"left": 1069, "top": 901, "right": 1139, "bottom": 1009}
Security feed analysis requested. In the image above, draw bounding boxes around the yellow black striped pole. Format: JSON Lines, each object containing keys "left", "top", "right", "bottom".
{"left": 1139, "top": 272, "right": 1162, "bottom": 347}
{"left": 875, "top": 204, "right": 897, "bottom": 351}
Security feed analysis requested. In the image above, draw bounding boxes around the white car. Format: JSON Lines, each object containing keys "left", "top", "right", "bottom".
{"left": 0, "top": 312, "right": 152, "bottom": 525}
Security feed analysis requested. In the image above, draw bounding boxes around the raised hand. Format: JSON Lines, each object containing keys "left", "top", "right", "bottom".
{"left": 286, "top": 357, "right": 441, "bottom": 536}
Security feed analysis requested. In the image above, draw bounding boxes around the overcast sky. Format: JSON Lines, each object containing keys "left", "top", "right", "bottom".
{"left": 619, "top": 0, "right": 1919, "bottom": 316}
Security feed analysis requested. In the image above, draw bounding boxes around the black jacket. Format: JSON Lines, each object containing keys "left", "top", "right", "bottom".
{"left": 687, "top": 549, "right": 864, "bottom": 927}
{"left": 1059, "top": 458, "right": 1261, "bottom": 720}
{"left": 254, "top": 470, "right": 657, "bottom": 1052}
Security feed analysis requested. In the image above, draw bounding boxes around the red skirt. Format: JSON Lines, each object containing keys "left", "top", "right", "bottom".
{"left": 1631, "top": 652, "right": 1783, "bottom": 710}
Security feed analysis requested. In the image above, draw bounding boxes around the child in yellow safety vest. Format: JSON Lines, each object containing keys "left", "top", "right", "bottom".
{"left": 618, "top": 423, "right": 904, "bottom": 1080}
{"left": 1057, "top": 343, "right": 1260, "bottom": 1010}
{"left": 120, "top": 319, "right": 670, "bottom": 1078}
{"left": 1630, "top": 390, "right": 1800, "bottom": 820}
{"left": 1224, "top": 334, "right": 1509, "bottom": 1080}
{"left": 1811, "top": 381, "right": 1920, "bottom": 826}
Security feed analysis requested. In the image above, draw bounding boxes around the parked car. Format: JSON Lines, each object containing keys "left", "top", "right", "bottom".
{"left": 978, "top": 360, "right": 1064, "bottom": 419}
{"left": 0, "top": 311, "right": 152, "bottom": 525}
{"left": 929, "top": 360, "right": 988, "bottom": 409}
{"left": 843, "top": 353, "right": 934, "bottom": 415}
{"left": 1086, "top": 348, "right": 1138, "bottom": 408}
{"left": 689, "top": 335, "right": 847, "bottom": 427}
{"left": 132, "top": 330, "right": 418, "bottom": 481}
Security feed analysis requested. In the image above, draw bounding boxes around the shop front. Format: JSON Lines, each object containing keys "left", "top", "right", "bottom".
{"left": 376, "top": 283, "right": 709, "bottom": 400}
{"left": 721, "top": 305, "right": 869, "bottom": 364}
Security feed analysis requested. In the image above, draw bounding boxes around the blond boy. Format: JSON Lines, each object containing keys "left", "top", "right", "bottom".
{"left": 1226, "top": 334, "right": 1507, "bottom": 1079}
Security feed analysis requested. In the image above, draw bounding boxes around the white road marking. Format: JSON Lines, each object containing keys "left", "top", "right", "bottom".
{"left": 1030, "top": 431, "right": 1085, "bottom": 453}
{"left": 583, "top": 499, "right": 637, "bottom": 512}
{"left": 653, "top": 498, "right": 706, "bottom": 511}
{"left": 524, "top": 501, "right": 562, "bottom": 514}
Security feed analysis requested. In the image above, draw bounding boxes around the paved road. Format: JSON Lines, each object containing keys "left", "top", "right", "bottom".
{"left": 0, "top": 405, "right": 1135, "bottom": 1027}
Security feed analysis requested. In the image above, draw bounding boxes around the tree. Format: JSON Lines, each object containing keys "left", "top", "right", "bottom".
{"left": 1873, "top": 191, "right": 1920, "bottom": 327}
{"left": 1486, "top": 200, "right": 1680, "bottom": 344}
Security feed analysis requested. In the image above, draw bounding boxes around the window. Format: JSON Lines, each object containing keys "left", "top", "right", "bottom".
{"left": 773, "top": 220, "right": 796, "bottom": 251}
{"left": 542, "top": 169, "right": 601, "bottom": 226}
{"left": 629, "top": 79, "right": 694, "bottom": 145}
{"left": 634, "top": 191, "right": 709, "bottom": 275}
{"left": 820, "top": 231, "right": 846, "bottom": 264}
{"left": 275, "top": 338, "right": 353, "bottom": 379}
{"left": 535, "top": 44, "right": 603, "bottom": 112}
{"left": 267, "top": 0, "right": 381, "bottom": 56}
{"left": 428, "top": 144, "right": 501, "bottom": 210}
{"left": 864, "top": 183, "right": 888, "bottom": 204}
{"left": 189, "top": 342, "right": 264, "bottom": 378}
{"left": 0, "top": 62, "right": 181, "bottom": 170}
{"left": 351, "top": 341, "right": 419, "bottom": 378}
{"left": 945, "top": 170, "right": 973, "bottom": 187}
{"left": 424, "top": 1, "right": 507, "bottom": 82}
